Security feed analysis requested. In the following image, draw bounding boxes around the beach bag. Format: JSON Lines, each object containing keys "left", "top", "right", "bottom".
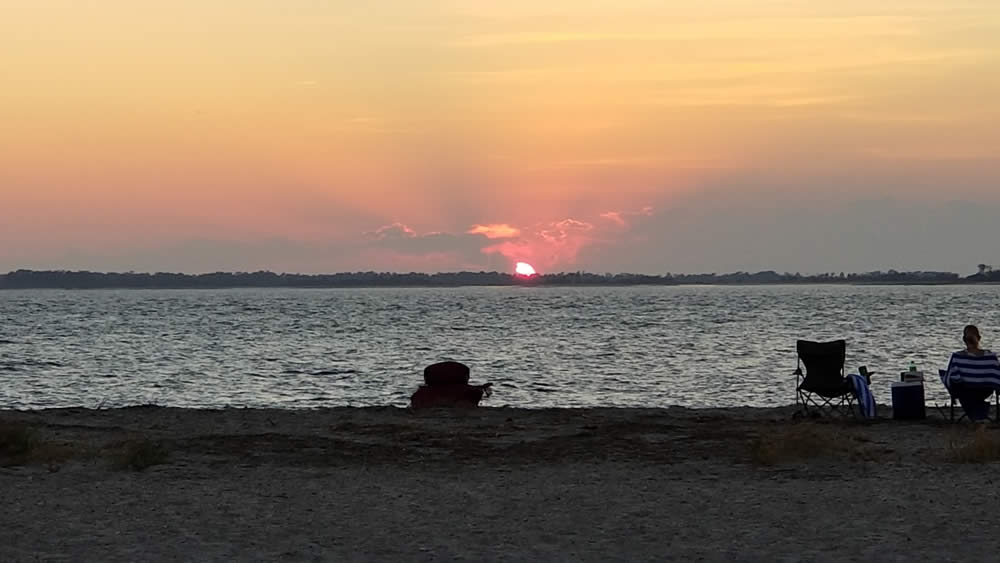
{"left": 410, "top": 383, "right": 492, "bottom": 408}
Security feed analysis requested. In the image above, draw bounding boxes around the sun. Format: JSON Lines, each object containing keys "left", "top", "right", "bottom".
{"left": 514, "top": 262, "right": 537, "bottom": 276}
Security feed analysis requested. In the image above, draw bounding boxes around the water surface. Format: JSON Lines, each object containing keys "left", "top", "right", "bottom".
{"left": 1, "top": 285, "right": 997, "bottom": 409}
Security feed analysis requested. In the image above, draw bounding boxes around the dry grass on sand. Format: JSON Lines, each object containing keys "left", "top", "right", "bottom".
{"left": 747, "top": 423, "right": 884, "bottom": 465}
{"left": 947, "top": 424, "right": 1000, "bottom": 463}
{"left": 3, "top": 406, "right": 1000, "bottom": 561}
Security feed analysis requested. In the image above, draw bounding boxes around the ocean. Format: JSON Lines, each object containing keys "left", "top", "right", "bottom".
{"left": 1, "top": 285, "right": 998, "bottom": 409}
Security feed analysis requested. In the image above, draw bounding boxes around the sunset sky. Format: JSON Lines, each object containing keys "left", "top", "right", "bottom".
{"left": 2, "top": 1, "right": 999, "bottom": 274}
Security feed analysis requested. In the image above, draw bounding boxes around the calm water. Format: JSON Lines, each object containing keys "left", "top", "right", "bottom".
{"left": 1, "top": 286, "right": 998, "bottom": 410}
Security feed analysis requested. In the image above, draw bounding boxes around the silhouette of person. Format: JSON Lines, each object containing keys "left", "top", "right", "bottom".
{"left": 946, "top": 325, "right": 1000, "bottom": 421}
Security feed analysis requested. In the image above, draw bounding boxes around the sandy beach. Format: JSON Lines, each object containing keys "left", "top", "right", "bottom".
{"left": 3, "top": 405, "right": 1000, "bottom": 562}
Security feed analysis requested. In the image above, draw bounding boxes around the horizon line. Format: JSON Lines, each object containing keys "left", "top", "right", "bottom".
{"left": 2, "top": 267, "right": 991, "bottom": 278}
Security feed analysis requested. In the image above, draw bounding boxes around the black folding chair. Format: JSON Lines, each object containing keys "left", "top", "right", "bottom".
{"left": 795, "top": 340, "right": 857, "bottom": 418}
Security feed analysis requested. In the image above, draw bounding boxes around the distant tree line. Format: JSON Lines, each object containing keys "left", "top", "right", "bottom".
{"left": 1, "top": 268, "right": 998, "bottom": 289}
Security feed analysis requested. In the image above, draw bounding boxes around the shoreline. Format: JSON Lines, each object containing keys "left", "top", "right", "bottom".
{"left": 2, "top": 403, "right": 809, "bottom": 412}
{"left": 4, "top": 405, "right": 1000, "bottom": 561}
{"left": 3, "top": 281, "right": 1000, "bottom": 290}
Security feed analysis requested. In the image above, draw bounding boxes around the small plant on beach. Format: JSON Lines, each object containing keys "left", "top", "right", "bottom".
{"left": 749, "top": 424, "right": 868, "bottom": 466}
{"left": 114, "top": 438, "right": 169, "bottom": 471}
{"left": 0, "top": 422, "right": 82, "bottom": 467}
{"left": 0, "top": 422, "right": 37, "bottom": 461}
{"left": 947, "top": 426, "right": 1000, "bottom": 463}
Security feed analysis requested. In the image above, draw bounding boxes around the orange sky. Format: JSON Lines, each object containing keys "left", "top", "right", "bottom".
{"left": 2, "top": 1, "right": 999, "bottom": 273}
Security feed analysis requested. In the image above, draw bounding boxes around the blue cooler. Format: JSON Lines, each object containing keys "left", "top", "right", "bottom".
{"left": 891, "top": 382, "right": 925, "bottom": 420}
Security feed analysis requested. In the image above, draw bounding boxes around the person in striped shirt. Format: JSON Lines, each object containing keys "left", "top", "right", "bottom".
{"left": 944, "top": 325, "right": 1000, "bottom": 421}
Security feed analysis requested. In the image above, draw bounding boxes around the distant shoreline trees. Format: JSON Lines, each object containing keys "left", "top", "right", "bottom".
{"left": 1, "top": 268, "right": 998, "bottom": 289}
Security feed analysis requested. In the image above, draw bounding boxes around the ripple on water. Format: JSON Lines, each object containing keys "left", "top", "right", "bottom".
{"left": 310, "top": 369, "right": 357, "bottom": 376}
{"left": 0, "top": 285, "right": 997, "bottom": 408}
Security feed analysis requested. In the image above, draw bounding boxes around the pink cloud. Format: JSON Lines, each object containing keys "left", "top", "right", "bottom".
{"left": 356, "top": 206, "right": 656, "bottom": 273}
{"left": 542, "top": 219, "right": 593, "bottom": 237}
{"left": 600, "top": 211, "right": 626, "bottom": 226}
{"left": 483, "top": 218, "right": 601, "bottom": 271}
{"left": 366, "top": 222, "right": 416, "bottom": 239}
{"left": 466, "top": 223, "right": 521, "bottom": 239}
{"left": 600, "top": 206, "right": 654, "bottom": 228}
{"left": 484, "top": 208, "right": 655, "bottom": 271}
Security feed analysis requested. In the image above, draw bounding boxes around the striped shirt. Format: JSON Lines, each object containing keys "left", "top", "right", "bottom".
{"left": 940, "top": 350, "right": 1000, "bottom": 391}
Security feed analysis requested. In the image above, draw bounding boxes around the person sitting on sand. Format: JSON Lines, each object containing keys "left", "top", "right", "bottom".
{"left": 941, "top": 325, "right": 1000, "bottom": 421}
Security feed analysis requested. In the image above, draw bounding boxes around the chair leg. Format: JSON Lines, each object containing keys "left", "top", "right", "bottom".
{"left": 950, "top": 397, "right": 971, "bottom": 423}
{"left": 797, "top": 390, "right": 816, "bottom": 418}
{"left": 798, "top": 392, "right": 858, "bottom": 418}
{"left": 832, "top": 395, "right": 854, "bottom": 418}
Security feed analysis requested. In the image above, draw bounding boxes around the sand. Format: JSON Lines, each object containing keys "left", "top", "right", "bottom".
{"left": 2, "top": 405, "right": 1000, "bottom": 562}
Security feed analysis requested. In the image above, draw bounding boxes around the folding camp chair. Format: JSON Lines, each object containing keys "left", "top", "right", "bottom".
{"left": 948, "top": 392, "right": 999, "bottom": 422}
{"left": 940, "top": 370, "right": 1000, "bottom": 422}
{"left": 794, "top": 339, "right": 857, "bottom": 418}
